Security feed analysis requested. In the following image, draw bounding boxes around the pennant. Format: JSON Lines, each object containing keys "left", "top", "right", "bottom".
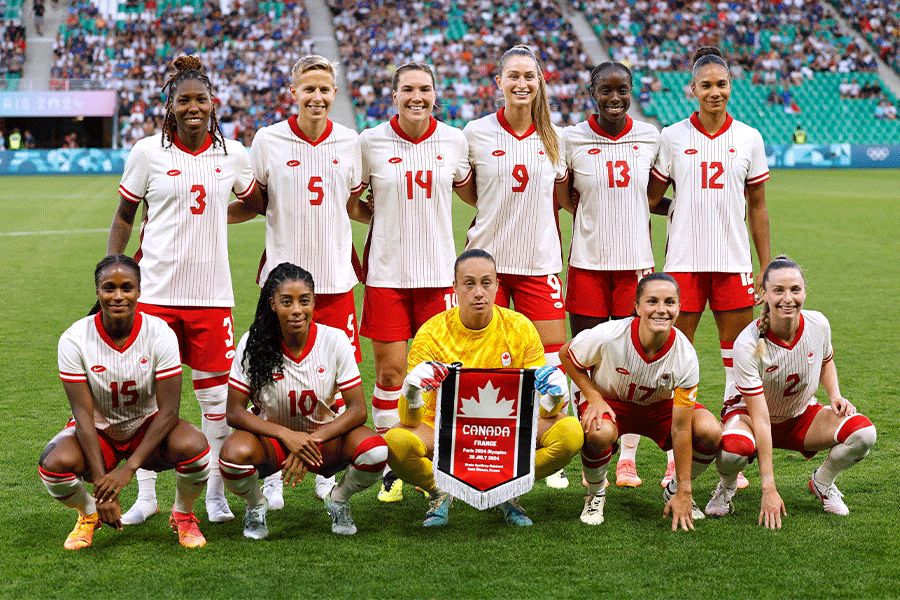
{"left": 433, "top": 367, "right": 539, "bottom": 509}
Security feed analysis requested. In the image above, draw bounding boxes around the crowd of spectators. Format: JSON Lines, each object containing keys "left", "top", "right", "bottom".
{"left": 1, "top": 20, "right": 26, "bottom": 79}
{"left": 833, "top": 0, "right": 900, "bottom": 73}
{"left": 329, "top": 0, "right": 595, "bottom": 128}
{"left": 53, "top": 0, "right": 315, "bottom": 147}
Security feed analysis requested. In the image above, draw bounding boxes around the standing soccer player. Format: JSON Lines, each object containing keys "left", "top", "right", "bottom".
{"left": 561, "top": 61, "right": 659, "bottom": 488}
{"left": 108, "top": 56, "right": 261, "bottom": 524}
{"left": 357, "top": 62, "right": 472, "bottom": 501}
{"left": 40, "top": 256, "right": 211, "bottom": 549}
{"left": 705, "top": 257, "right": 875, "bottom": 526}
{"left": 648, "top": 47, "right": 771, "bottom": 450}
{"left": 230, "top": 55, "right": 367, "bottom": 507}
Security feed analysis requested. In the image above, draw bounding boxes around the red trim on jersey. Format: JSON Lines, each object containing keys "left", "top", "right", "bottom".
{"left": 689, "top": 111, "right": 733, "bottom": 139}
{"left": 453, "top": 168, "right": 473, "bottom": 188}
{"left": 650, "top": 167, "right": 669, "bottom": 183}
{"left": 171, "top": 132, "right": 214, "bottom": 155}
{"left": 234, "top": 178, "right": 257, "bottom": 200}
{"left": 59, "top": 372, "right": 88, "bottom": 382}
{"left": 133, "top": 209, "right": 148, "bottom": 264}
{"left": 93, "top": 311, "right": 143, "bottom": 354}
{"left": 630, "top": 317, "right": 676, "bottom": 363}
{"left": 389, "top": 114, "right": 437, "bottom": 144}
{"left": 229, "top": 377, "right": 252, "bottom": 395}
{"left": 350, "top": 182, "right": 365, "bottom": 194}
{"left": 736, "top": 384, "right": 764, "bottom": 396}
{"left": 764, "top": 313, "right": 805, "bottom": 350}
{"left": 256, "top": 249, "right": 266, "bottom": 285}
{"left": 338, "top": 376, "right": 362, "bottom": 392}
{"left": 747, "top": 172, "right": 770, "bottom": 186}
{"left": 281, "top": 323, "right": 318, "bottom": 363}
{"left": 566, "top": 346, "right": 588, "bottom": 371}
{"left": 588, "top": 114, "right": 633, "bottom": 141}
{"left": 288, "top": 115, "right": 334, "bottom": 146}
{"left": 496, "top": 107, "right": 536, "bottom": 140}
{"left": 823, "top": 350, "right": 833, "bottom": 364}
{"left": 554, "top": 170, "right": 569, "bottom": 184}
{"left": 118, "top": 185, "right": 142, "bottom": 203}
{"left": 156, "top": 365, "right": 183, "bottom": 381}
{"left": 192, "top": 372, "right": 229, "bottom": 389}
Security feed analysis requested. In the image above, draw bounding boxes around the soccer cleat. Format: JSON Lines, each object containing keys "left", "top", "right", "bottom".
{"left": 705, "top": 482, "right": 737, "bottom": 517}
{"left": 808, "top": 470, "right": 849, "bottom": 516}
{"left": 314, "top": 474, "right": 336, "bottom": 501}
{"left": 169, "top": 511, "right": 206, "bottom": 548}
{"left": 580, "top": 493, "right": 606, "bottom": 525}
{"left": 262, "top": 476, "right": 285, "bottom": 510}
{"left": 498, "top": 497, "right": 533, "bottom": 526}
{"left": 545, "top": 468, "right": 569, "bottom": 489}
{"left": 378, "top": 476, "right": 404, "bottom": 502}
{"left": 615, "top": 459, "right": 643, "bottom": 487}
{"left": 423, "top": 491, "right": 453, "bottom": 527}
{"left": 663, "top": 481, "right": 705, "bottom": 520}
{"left": 736, "top": 471, "right": 750, "bottom": 489}
{"left": 120, "top": 495, "right": 159, "bottom": 525}
{"left": 324, "top": 492, "right": 357, "bottom": 535}
{"left": 64, "top": 512, "right": 101, "bottom": 550}
{"left": 243, "top": 500, "right": 269, "bottom": 540}
{"left": 205, "top": 493, "right": 234, "bottom": 522}
{"left": 660, "top": 460, "right": 676, "bottom": 487}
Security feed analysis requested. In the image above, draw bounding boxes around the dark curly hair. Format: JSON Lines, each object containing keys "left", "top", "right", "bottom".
{"left": 244, "top": 262, "right": 316, "bottom": 399}
{"left": 161, "top": 55, "right": 227, "bottom": 154}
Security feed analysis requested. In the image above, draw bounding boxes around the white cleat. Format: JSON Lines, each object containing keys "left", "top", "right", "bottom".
{"left": 206, "top": 493, "right": 235, "bottom": 522}
{"left": 262, "top": 475, "right": 285, "bottom": 510}
{"left": 314, "top": 474, "right": 337, "bottom": 501}
{"left": 580, "top": 493, "right": 606, "bottom": 525}
{"left": 545, "top": 469, "right": 569, "bottom": 489}
{"left": 663, "top": 480, "right": 705, "bottom": 520}
{"left": 121, "top": 495, "right": 159, "bottom": 525}
{"left": 243, "top": 499, "right": 269, "bottom": 539}
{"left": 324, "top": 492, "right": 357, "bottom": 535}
{"left": 809, "top": 469, "right": 849, "bottom": 516}
{"left": 705, "top": 482, "right": 737, "bottom": 517}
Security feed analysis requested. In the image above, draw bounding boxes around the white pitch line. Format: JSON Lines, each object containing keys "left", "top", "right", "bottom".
{"left": 0, "top": 228, "right": 109, "bottom": 237}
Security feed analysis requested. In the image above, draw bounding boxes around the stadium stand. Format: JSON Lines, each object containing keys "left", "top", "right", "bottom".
{"left": 831, "top": 1, "right": 900, "bottom": 74}
{"left": 52, "top": 0, "right": 314, "bottom": 147}
{"left": 2, "top": 4, "right": 27, "bottom": 81}
{"left": 328, "top": 0, "right": 595, "bottom": 130}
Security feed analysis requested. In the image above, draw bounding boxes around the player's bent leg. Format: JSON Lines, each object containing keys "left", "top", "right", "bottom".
{"left": 691, "top": 408, "right": 722, "bottom": 479}
{"left": 535, "top": 415, "right": 583, "bottom": 480}
{"left": 707, "top": 415, "right": 755, "bottom": 517}
{"left": 579, "top": 421, "right": 618, "bottom": 525}
{"left": 384, "top": 425, "right": 435, "bottom": 493}
{"left": 121, "top": 468, "right": 159, "bottom": 525}
{"left": 156, "top": 419, "right": 211, "bottom": 548}
{"left": 219, "top": 430, "right": 270, "bottom": 539}
{"left": 616, "top": 433, "right": 643, "bottom": 487}
{"left": 39, "top": 431, "right": 101, "bottom": 548}
{"left": 324, "top": 428, "right": 388, "bottom": 535}
{"left": 806, "top": 410, "right": 876, "bottom": 516}
{"left": 193, "top": 370, "right": 233, "bottom": 523}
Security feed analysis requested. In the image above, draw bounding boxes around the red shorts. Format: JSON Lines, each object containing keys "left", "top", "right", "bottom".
{"left": 495, "top": 273, "right": 565, "bottom": 321}
{"left": 667, "top": 272, "right": 755, "bottom": 313}
{"left": 360, "top": 286, "right": 453, "bottom": 342}
{"left": 138, "top": 303, "right": 235, "bottom": 371}
{"left": 264, "top": 436, "right": 349, "bottom": 478}
{"left": 723, "top": 402, "right": 823, "bottom": 458}
{"left": 62, "top": 414, "right": 173, "bottom": 477}
{"left": 565, "top": 265, "right": 654, "bottom": 318}
{"left": 602, "top": 398, "right": 709, "bottom": 452}
{"left": 314, "top": 290, "right": 361, "bottom": 363}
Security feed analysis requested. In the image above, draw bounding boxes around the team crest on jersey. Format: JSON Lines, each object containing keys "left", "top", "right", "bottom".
{"left": 435, "top": 154, "right": 444, "bottom": 166}
{"left": 214, "top": 165, "right": 224, "bottom": 179}
{"left": 167, "top": 169, "right": 181, "bottom": 176}
{"left": 727, "top": 147, "right": 736, "bottom": 159}
{"left": 765, "top": 365, "right": 779, "bottom": 373}
{"left": 807, "top": 351, "right": 815, "bottom": 364}
{"left": 492, "top": 150, "right": 506, "bottom": 157}
{"left": 91, "top": 365, "right": 106, "bottom": 373}
{"left": 316, "top": 365, "right": 327, "bottom": 380}
{"left": 632, "top": 144, "right": 640, "bottom": 156}
{"left": 616, "top": 367, "right": 630, "bottom": 376}
{"left": 500, "top": 352, "right": 511, "bottom": 367}
{"left": 658, "top": 373, "right": 672, "bottom": 388}
{"left": 139, "top": 356, "right": 150, "bottom": 372}
{"left": 588, "top": 148, "right": 601, "bottom": 155}
{"left": 331, "top": 157, "right": 340, "bottom": 170}
{"left": 537, "top": 149, "right": 546, "bottom": 161}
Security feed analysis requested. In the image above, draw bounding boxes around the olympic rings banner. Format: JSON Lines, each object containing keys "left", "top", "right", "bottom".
{"left": 433, "top": 367, "right": 539, "bottom": 510}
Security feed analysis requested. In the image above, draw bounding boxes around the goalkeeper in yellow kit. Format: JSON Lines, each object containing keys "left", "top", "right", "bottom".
{"left": 384, "top": 249, "right": 583, "bottom": 526}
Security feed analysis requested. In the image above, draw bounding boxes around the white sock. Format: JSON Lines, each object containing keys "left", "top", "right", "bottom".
{"left": 816, "top": 418, "right": 876, "bottom": 487}
{"left": 721, "top": 342, "right": 737, "bottom": 403}
{"left": 173, "top": 448, "right": 210, "bottom": 514}
{"left": 133, "top": 468, "right": 158, "bottom": 499}
{"left": 619, "top": 434, "right": 640, "bottom": 463}
{"left": 331, "top": 436, "right": 388, "bottom": 503}
{"left": 193, "top": 370, "right": 230, "bottom": 498}
{"left": 581, "top": 446, "right": 611, "bottom": 496}
{"left": 220, "top": 460, "right": 265, "bottom": 507}
{"left": 40, "top": 467, "right": 96, "bottom": 515}
{"left": 372, "top": 383, "right": 401, "bottom": 434}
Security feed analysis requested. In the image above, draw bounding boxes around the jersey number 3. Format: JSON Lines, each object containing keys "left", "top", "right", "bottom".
{"left": 190, "top": 184, "right": 207, "bottom": 215}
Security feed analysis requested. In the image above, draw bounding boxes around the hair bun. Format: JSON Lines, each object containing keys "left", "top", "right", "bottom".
{"left": 173, "top": 55, "right": 203, "bottom": 73}
{"left": 693, "top": 47, "right": 722, "bottom": 63}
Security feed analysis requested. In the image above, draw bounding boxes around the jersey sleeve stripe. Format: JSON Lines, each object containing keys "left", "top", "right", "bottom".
{"left": 156, "top": 366, "right": 183, "bottom": 381}
{"left": 650, "top": 167, "right": 669, "bottom": 183}
{"left": 338, "top": 376, "right": 362, "bottom": 391}
{"left": 453, "top": 168, "right": 473, "bottom": 188}
{"left": 350, "top": 182, "right": 365, "bottom": 194}
{"left": 822, "top": 350, "right": 834, "bottom": 364}
{"left": 747, "top": 172, "right": 770, "bottom": 185}
{"left": 118, "top": 185, "right": 143, "bottom": 203}
{"left": 736, "top": 384, "right": 764, "bottom": 395}
{"left": 59, "top": 371, "right": 87, "bottom": 382}
{"left": 555, "top": 170, "right": 570, "bottom": 184}
{"left": 566, "top": 347, "right": 588, "bottom": 371}
{"left": 234, "top": 178, "right": 258, "bottom": 199}
{"left": 228, "top": 378, "right": 252, "bottom": 395}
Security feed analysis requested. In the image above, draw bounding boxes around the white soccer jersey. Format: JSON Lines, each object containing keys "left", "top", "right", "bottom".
{"left": 733, "top": 310, "right": 834, "bottom": 423}
{"left": 651, "top": 112, "right": 770, "bottom": 273}
{"left": 118, "top": 133, "right": 256, "bottom": 307}
{"left": 563, "top": 115, "right": 658, "bottom": 271}
{"left": 58, "top": 312, "right": 183, "bottom": 441}
{"left": 251, "top": 117, "right": 364, "bottom": 292}
{"left": 567, "top": 317, "right": 699, "bottom": 406}
{"left": 229, "top": 323, "right": 362, "bottom": 433}
{"left": 359, "top": 116, "right": 471, "bottom": 288}
{"left": 463, "top": 109, "right": 567, "bottom": 275}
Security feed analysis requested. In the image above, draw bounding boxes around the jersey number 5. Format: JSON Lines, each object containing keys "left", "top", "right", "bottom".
{"left": 308, "top": 176, "right": 324, "bottom": 205}
{"left": 190, "top": 184, "right": 206, "bottom": 215}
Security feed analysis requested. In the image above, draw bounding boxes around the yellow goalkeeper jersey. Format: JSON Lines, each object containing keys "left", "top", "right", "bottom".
{"left": 407, "top": 305, "right": 545, "bottom": 427}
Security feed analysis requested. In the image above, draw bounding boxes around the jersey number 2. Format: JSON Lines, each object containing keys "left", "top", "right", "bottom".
{"left": 190, "top": 184, "right": 206, "bottom": 215}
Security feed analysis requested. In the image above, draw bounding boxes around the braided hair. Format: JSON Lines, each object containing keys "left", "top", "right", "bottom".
{"left": 243, "top": 262, "right": 316, "bottom": 399}
{"left": 161, "top": 55, "right": 227, "bottom": 154}
{"left": 94, "top": 254, "right": 141, "bottom": 288}
{"left": 755, "top": 255, "right": 805, "bottom": 357}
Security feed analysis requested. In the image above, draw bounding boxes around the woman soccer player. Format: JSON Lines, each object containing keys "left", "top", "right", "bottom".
{"left": 108, "top": 56, "right": 261, "bottom": 524}
{"left": 229, "top": 55, "right": 368, "bottom": 508}
{"left": 219, "top": 263, "right": 387, "bottom": 537}
{"left": 384, "top": 249, "right": 583, "bottom": 527}
{"left": 648, "top": 47, "right": 771, "bottom": 452}
{"left": 357, "top": 62, "right": 472, "bottom": 500}
{"left": 705, "top": 257, "right": 875, "bottom": 527}
{"left": 561, "top": 61, "right": 659, "bottom": 488}
{"left": 39, "top": 256, "right": 211, "bottom": 549}
{"left": 560, "top": 273, "right": 721, "bottom": 530}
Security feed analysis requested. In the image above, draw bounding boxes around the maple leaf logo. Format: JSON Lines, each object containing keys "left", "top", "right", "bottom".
{"left": 459, "top": 381, "right": 515, "bottom": 419}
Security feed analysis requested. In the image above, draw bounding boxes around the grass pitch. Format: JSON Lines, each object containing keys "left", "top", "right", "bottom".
{"left": 1, "top": 170, "right": 898, "bottom": 599}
